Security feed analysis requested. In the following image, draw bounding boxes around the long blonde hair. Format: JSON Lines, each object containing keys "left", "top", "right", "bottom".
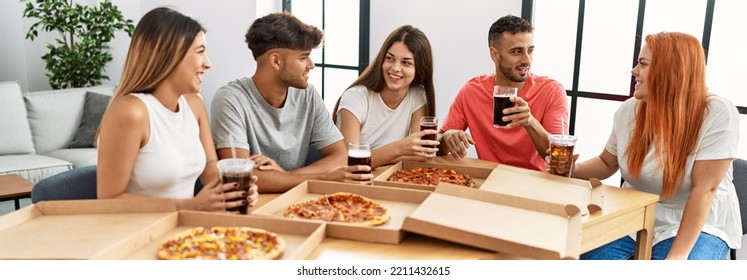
{"left": 625, "top": 32, "right": 709, "bottom": 199}
{"left": 112, "top": 7, "right": 204, "bottom": 100}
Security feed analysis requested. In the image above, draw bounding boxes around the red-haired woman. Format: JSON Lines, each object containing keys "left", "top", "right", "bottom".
{"left": 571, "top": 32, "right": 741, "bottom": 260}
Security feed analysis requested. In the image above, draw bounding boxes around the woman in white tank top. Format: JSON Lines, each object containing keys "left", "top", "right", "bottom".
{"left": 97, "top": 7, "right": 258, "bottom": 212}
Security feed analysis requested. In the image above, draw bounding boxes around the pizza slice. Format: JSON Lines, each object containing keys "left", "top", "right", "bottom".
{"left": 283, "top": 195, "right": 345, "bottom": 222}
{"left": 325, "top": 192, "right": 390, "bottom": 226}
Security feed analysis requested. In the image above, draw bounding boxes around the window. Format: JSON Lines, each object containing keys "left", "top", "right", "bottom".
{"left": 529, "top": 0, "right": 746, "bottom": 185}
{"left": 285, "top": 0, "right": 370, "bottom": 114}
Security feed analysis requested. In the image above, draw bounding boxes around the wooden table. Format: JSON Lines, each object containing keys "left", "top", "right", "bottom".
{"left": 0, "top": 174, "right": 33, "bottom": 210}
{"left": 254, "top": 156, "right": 659, "bottom": 260}
{"left": 583, "top": 185, "right": 658, "bottom": 260}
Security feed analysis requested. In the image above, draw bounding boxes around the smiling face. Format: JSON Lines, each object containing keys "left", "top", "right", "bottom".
{"left": 279, "top": 49, "right": 315, "bottom": 89}
{"left": 164, "top": 31, "right": 211, "bottom": 94}
{"left": 381, "top": 41, "right": 416, "bottom": 94}
{"left": 632, "top": 44, "right": 651, "bottom": 101}
{"left": 491, "top": 32, "right": 533, "bottom": 84}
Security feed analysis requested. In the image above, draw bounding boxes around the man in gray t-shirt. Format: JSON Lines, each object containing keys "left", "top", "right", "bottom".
{"left": 211, "top": 12, "right": 372, "bottom": 193}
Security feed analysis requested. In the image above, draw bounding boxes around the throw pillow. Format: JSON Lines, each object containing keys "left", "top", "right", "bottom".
{"left": 0, "top": 81, "right": 36, "bottom": 155}
{"left": 68, "top": 91, "right": 111, "bottom": 148}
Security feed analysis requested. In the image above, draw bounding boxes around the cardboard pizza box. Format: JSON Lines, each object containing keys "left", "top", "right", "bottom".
{"left": 402, "top": 183, "right": 583, "bottom": 260}
{"left": 480, "top": 164, "right": 605, "bottom": 216}
{"left": 373, "top": 160, "right": 496, "bottom": 191}
{"left": 252, "top": 180, "right": 431, "bottom": 244}
{"left": 0, "top": 198, "right": 325, "bottom": 260}
{"left": 124, "top": 210, "right": 325, "bottom": 260}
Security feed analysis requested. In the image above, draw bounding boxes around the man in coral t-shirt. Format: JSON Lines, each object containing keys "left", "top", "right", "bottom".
{"left": 439, "top": 15, "right": 569, "bottom": 171}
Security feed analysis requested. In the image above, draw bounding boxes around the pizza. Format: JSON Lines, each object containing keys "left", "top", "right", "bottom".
{"left": 387, "top": 167, "right": 477, "bottom": 188}
{"left": 283, "top": 192, "right": 390, "bottom": 226}
{"left": 157, "top": 226, "right": 285, "bottom": 260}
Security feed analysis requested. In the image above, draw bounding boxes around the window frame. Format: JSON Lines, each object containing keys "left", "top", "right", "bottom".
{"left": 284, "top": 0, "right": 370, "bottom": 101}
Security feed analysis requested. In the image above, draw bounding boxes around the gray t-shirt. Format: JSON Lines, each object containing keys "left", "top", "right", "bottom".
{"left": 211, "top": 77, "right": 343, "bottom": 170}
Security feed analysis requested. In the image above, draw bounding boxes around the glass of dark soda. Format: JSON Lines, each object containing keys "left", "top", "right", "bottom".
{"left": 217, "top": 158, "right": 255, "bottom": 214}
{"left": 419, "top": 116, "right": 438, "bottom": 156}
{"left": 493, "top": 85, "right": 518, "bottom": 127}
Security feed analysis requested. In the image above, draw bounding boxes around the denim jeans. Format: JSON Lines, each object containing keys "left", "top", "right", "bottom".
{"left": 580, "top": 232, "right": 729, "bottom": 260}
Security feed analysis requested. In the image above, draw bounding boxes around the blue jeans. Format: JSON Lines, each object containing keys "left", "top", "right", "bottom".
{"left": 580, "top": 232, "right": 729, "bottom": 260}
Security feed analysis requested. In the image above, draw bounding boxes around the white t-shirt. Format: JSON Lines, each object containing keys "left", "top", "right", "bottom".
{"left": 606, "top": 95, "right": 742, "bottom": 248}
{"left": 127, "top": 94, "right": 205, "bottom": 199}
{"left": 335, "top": 85, "right": 427, "bottom": 149}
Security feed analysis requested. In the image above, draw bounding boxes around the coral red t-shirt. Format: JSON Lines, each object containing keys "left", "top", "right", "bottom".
{"left": 441, "top": 73, "right": 569, "bottom": 171}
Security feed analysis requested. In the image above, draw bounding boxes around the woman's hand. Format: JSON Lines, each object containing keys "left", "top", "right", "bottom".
{"left": 189, "top": 177, "right": 239, "bottom": 212}
{"left": 190, "top": 175, "right": 258, "bottom": 213}
{"left": 245, "top": 175, "right": 259, "bottom": 208}
{"left": 393, "top": 130, "right": 439, "bottom": 159}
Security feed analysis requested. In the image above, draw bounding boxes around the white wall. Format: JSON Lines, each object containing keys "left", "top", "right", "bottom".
{"left": 0, "top": 1, "right": 28, "bottom": 90}
{"left": 370, "top": 0, "right": 522, "bottom": 130}
{"left": 370, "top": 0, "right": 523, "bottom": 158}
{"left": 0, "top": 0, "right": 281, "bottom": 117}
{"left": 134, "top": 0, "right": 264, "bottom": 115}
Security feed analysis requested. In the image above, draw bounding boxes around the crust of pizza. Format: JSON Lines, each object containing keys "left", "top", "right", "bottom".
{"left": 157, "top": 226, "right": 285, "bottom": 260}
{"left": 388, "top": 167, "right": 477, "bottom": 188}
{"left": 283, "top": 192, "right": 390, "bottom": 226}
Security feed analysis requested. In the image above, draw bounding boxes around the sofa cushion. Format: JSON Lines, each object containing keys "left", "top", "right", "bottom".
{"left": 24, "top": 85, "right": 114, "bottom": 154}
{"left": 68, "top": 91, "right": 111, "bottom": 148}
{"left": 44, "top": 148, "right": 98, "bottom": 168}
{"left": 0, "top": 81, "right": 35, "bottom": 156}
{"left": 0, "top": 154, "right": 72, "bottom": 184}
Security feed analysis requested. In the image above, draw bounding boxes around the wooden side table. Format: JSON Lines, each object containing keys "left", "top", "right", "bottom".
{"left": 0, "top": 174, "right": 33, "bottom": 210}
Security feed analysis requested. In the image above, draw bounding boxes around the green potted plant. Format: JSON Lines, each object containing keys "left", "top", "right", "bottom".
{"left": 21, "top": 0, "right": 135, "bottom": 89}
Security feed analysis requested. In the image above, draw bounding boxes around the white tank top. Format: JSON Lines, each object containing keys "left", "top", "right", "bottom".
{"left": 126, "top": 94, "right": 205, "bottom": 198}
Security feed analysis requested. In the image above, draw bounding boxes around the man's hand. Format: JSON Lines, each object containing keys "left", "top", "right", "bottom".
{"left": 250, "top": 154, "right": 286, "bottom": 172}
{"left": 441, "top": 129, "right": 475, "bottom": 160}
{"left": 504, "top": 96, "right": 536, "bottom": 129}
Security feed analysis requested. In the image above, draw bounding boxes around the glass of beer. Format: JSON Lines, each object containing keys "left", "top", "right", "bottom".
{"left": 493, "top": 85, "right": 518, "bottom": 127}
{"left": 217, "top": 158, "right": 255, "bottom": 214}
{"left": 548, "top": 134, "right": 577, "bottom": 177}
{"left": 348, "top": 142, "right": 372, "bottom": 178}
{"left": 419, "top": 116, "right": 438, "bottom": 156}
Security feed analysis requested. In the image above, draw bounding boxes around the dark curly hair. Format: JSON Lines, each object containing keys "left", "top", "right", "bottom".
{"left": 488, "top": 15, "right": 533, "bottom": 47}
{"left": 244, "top": 12, "right": 323, "bottom": 59}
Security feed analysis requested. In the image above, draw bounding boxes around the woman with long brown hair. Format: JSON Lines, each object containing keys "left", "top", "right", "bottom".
{"left": 570, "top": 32, "right": 741, "bottom": 259}
{"left": 333, "top": 25, "right": 439, "bottom": 168}
{"left": 97, "top": 7, "right": 258, "bottom": 212}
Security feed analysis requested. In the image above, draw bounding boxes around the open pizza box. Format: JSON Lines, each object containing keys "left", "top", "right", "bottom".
{"left": 0, "top": 198, "right": 325, "bottom": 260}
{"left": 480, "top": 164, "right": 606, "bottom": 217}
{"left": 252, "top": 180, "right": 431, "bottom": 244}
{"left": 402, "top": 183, "right": 583, "bottom": 260}
{"left": 373, "top": 160, "right": 496, "bottom": 191}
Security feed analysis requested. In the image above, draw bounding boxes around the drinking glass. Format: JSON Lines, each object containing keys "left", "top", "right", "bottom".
{"left": 419, "top": 116, "right": 438, "bottom": 156}
{"left": 493, "top": 86, "right": 518, "bottom": 127}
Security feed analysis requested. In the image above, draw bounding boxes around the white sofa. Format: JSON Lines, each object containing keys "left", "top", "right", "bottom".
{"left": 0, "top": 80, "right": 114, "bottom": 183}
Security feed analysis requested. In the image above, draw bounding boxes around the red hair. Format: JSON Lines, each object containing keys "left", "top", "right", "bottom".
{"left": 625, "top": 32, "right": 709, "bottom": 199}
